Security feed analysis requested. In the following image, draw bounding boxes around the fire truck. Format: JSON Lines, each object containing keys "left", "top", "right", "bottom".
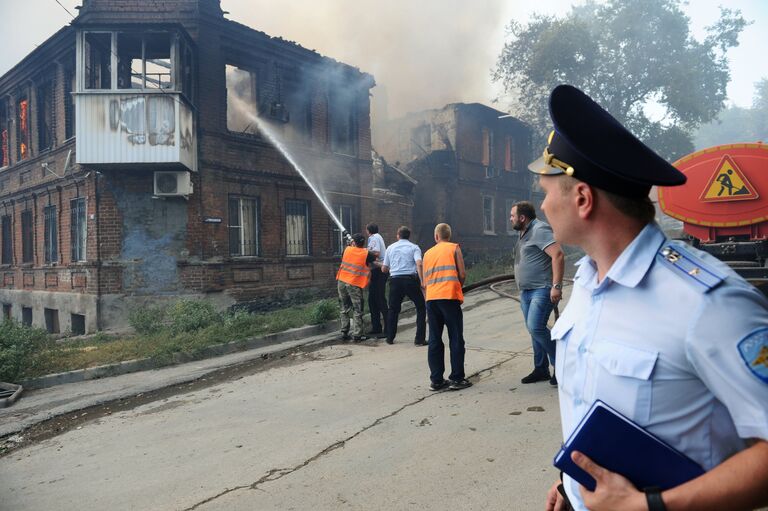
{"left": 659, "top": 142, "right": 768, "bottom": 293}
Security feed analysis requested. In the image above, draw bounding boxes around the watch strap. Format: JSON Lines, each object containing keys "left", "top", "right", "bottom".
{"left": 644, "top": 487, "right": 667, "bottom": 511}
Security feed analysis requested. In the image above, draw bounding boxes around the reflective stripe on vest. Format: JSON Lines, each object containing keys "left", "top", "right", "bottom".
{"left": 423, "top": 242, "right": 463, "bottom": 302}
{"left": 336, "top": 246, "right": 370, "bottom": 288}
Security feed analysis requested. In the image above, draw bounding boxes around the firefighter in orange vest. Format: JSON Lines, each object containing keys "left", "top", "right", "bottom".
{"left": 422, "top": 223, "right": 471, "bottom": 391}
{"left": 336, "top": 233, "right": 375, "bottom": 341}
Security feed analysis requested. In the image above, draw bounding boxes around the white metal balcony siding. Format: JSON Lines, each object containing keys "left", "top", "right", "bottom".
{"left": 75, "top": 92, "right": 197, "bottom": 172}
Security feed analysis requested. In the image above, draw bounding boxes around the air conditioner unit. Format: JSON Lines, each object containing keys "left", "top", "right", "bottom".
{"left": 154, "top": 171, "right": 193, "bottom": 197}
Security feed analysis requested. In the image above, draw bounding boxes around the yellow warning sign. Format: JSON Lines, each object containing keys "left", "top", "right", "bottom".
{"left": 700, "top": 155, "right": 758, "bottom": 202}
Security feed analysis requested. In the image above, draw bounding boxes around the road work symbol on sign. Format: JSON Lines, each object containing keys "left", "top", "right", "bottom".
{"left": 701, "top": 155, "right": 758, "bottom": 202}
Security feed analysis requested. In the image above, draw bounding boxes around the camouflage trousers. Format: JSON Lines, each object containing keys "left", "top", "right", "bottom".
{"left": 337, "top": 280, "right": 365, "bottom": 337}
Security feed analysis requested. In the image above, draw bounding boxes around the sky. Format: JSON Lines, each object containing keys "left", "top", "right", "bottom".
{"left": 1, "top": 0, "right": 766, "bottom": 120}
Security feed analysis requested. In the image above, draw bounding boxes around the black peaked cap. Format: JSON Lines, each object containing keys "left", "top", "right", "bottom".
{"left": 528, "top": 84, "right": 686, "bottom": 197}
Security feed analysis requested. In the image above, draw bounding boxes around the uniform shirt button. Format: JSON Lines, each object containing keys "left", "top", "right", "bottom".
{"left": 578, "top": 345, "right": 586, "bottom": 354}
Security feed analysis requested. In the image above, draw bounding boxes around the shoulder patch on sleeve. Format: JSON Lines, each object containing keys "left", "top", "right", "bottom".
{"left": 656, "top": 242, "right": 725, "bottom": 293}
{"left": 738, "top": 327, "right": 768, "bottom": 384}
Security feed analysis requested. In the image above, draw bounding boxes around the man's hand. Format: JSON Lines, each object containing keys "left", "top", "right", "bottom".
{"left": 545, "top": 480, "right": 566, "bottom": 511}
{"left": 572, "top": 451, "right": 647, "bottom": 511}
{"left": 550, "top": 287, "right": 562, "bottom": 304}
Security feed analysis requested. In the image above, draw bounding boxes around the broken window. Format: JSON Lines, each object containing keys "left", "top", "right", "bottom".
{"left": 84, "top": 32, "right": 112, "bottom": 90}
{"left": 21, "top": 209, "right": 33, "bottom": 263}
{"left": 482, "top": 128, "right": 494, "bottom": 168}
{"left": 226, "top": 64, "right": 259, "bottom": 135}
{"left": 17, "top": 96, "right": 29, "bottom": 160}
{"left": 483, "top": 195, "right": 495, "bottom": 234}
{"left": 228, "top": 196, "right": 259, "bottom": 257}
{"left": 71, "top": 197, "right": 87, "bottom": 262}
{"left": 504, "top": 136, "right": 514, "bottom": 172}
{"left": 285, "top": 199, "right": 310, "bottom": 256}
{"left": 44, "top": 205, "right": 57, "bottom": 264}
{"left": 1, "top": 215, "right": 11, "bottom": 264}
{"left": 329, "top": 90, "right": 357, "bottom": 156}
{"left": 64, "top": 56, "right": 76, "bottom": 139}
{"left": 0, "top": 98, "right": 8, "bottom": 167}
{"left": 117, "top": 32, "right": 173, "bottom": 90}
{"left": 333, "top": 204, "right": 354, "bottom": 255}
{"left": 44, "top": 308, "right": 60, "bottom": 334}
{"left": 410, "top": 124, "right": 431, "bottom": 158}
{"left": 37, "top": 80, "right": 54, "bottom": 151}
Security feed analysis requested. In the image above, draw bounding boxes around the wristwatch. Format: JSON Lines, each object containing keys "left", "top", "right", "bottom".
{"left": 553, "top": 283, "right": 563, "bottom": 290}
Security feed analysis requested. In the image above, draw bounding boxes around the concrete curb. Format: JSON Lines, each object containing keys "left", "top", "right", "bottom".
{"left": 19, "top": 322, "right": 336, "bottom": 390}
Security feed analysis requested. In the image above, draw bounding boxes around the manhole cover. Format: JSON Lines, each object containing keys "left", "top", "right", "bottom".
{"left": 304, "top": 347, "right": 352, "bottom": 361}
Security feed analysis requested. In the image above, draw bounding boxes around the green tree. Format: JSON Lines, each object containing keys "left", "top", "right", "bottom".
{"left": 494, "top": 0, "right": 748, "bottom": 161}
{"left": 694, "top": 77, "right": 768, "bottom": 149}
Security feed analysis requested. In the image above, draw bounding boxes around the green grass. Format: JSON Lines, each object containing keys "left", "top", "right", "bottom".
{"left": 4, "top": 298, "right": 340, "bottom": 381}
{"left": 463, "top": 257, "right": 513, "bottom": 287}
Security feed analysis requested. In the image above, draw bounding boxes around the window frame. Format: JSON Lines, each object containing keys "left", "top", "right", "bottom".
{"left": 21, "top": 209, "right": 34, "bottom": 264}
{"left": 1, "top": 214, "right": 12, "bottom": 264}
{"left": 482, "top": 195, "right": 495, "bottom": 235}
{"left": 70, "top": 197, "right": 87, "bottom": 262}
{"left": 285, "top": 199, "right": 311, "bottom": 256}
{"left": 228, "top": 195, "right": 260, "bottom": 257}
{"left": 44, "top": 204, "right": 58, "bottom": 264}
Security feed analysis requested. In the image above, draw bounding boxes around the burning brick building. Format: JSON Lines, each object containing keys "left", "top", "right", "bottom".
{"left": 0, "top": 0, "right": 412, "bottom": 333}
{"left": 377, "top": 103, "right": 533, "bottom": 260}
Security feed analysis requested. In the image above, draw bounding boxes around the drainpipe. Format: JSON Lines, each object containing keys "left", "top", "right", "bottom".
{"left": 94, "top": 170, "right": 102, "bottom": 331}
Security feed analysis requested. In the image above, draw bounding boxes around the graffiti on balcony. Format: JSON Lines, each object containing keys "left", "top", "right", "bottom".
{"left": 108, "top": 96, "right": 176, "bottom": 146}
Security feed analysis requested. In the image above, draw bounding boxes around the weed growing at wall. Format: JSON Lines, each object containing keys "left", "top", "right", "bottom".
{"left": 0, "top": 320, "right": 51, "bottom": 383}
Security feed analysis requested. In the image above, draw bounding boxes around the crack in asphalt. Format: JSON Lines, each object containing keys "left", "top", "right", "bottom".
{"left": 182, "top": 351, "right": 525, "bottom": 510}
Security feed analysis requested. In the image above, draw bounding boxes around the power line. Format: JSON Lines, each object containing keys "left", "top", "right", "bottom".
{"left": 53, "top": 0, "right": 75, "bottom": 19}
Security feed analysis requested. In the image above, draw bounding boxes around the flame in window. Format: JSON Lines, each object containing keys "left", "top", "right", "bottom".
{"left": 19, "top": 99, "right": 28, "bottom": 159}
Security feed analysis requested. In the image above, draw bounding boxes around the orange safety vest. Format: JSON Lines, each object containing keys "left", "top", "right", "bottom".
{"left": 423, "top": 241, "right": 464, "bottom": 303}
{"left": 336, "top": 246, "right": 371, "bottom": 288}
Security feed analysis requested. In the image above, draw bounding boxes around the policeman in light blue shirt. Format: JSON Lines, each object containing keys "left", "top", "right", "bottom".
{"left": 530, "top": 85, "right": 768, "bottom": 511}
{"left": 382, "top": 226, "right": 427, "bottom": 345}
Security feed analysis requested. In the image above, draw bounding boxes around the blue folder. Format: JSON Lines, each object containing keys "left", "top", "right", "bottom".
{"left": 554, "top": 400, "right": 705, "bottom": 492}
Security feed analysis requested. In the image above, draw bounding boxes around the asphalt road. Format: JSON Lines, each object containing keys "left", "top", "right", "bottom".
{"left": 0, "top": 286, "right": 563, "bottom": 511}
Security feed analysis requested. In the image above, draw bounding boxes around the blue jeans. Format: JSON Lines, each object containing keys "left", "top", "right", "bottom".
{"left": 520, "top": 287, "right": 556, "bottom": 372}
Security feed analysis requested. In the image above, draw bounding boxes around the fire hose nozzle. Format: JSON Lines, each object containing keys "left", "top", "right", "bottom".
{"left": 342, "top": 230, "right": 354, "bottom": 245}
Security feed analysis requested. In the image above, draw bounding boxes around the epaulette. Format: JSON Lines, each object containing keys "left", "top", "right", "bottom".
{"left": 656, "top": 242, "right": 725, "bottom": 293}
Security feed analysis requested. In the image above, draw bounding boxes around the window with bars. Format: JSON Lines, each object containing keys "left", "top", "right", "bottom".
{"left": 285, "top": 199, "right": 310, "bottom": 256}
{"left": 228, "top": 196, "right": 260, "bottom": 257}
{"left": 483, "top": 195, "right": 495, "bottom": 234}
{"left": 44, "top": 205, "right": 58, "bottom": 264}
{"left": 71, "top": 198, "right": 87, "bottom": 262}
{"left": 1, "top": 215, "right": 11, "bottom": 264}
{"left": 332, "top": 205, "right": 354, "bottom": 255}
{"left": 21, "top": 210, "right": 33, "bottom": 263}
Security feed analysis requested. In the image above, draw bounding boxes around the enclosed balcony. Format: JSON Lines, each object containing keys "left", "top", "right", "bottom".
{"left": 75, "top": 30, "right": 197, "bottom": 171}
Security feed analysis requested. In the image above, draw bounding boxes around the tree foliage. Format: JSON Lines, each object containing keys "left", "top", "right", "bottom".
{"left": 694, "top": 78, "right": 768, "bottom": 149}
{"left": 493, "top": 0, "right": 748, "bottom": 161}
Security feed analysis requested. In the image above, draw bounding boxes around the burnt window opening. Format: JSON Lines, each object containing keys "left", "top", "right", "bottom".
{"left": 117, "top": 32, "right": 172, "bottom": 90}
{"left": 44, "top": 205, "right": 58, "bottom": 264}
{"left": 410, "top": 124, "right": 431, "bottom": 158}
{"left": 37, "top": 80, "right": 55, "bottom": 152}
{"left": 483, "top": 195, "right": 495, "bottom": 234}
{"left": 64, "top": 56, "right": 76, "bottom": 139}
{"left": 21, "top": 209, "right": 34, "bottom": 264}
{"left": 84, "top": 32, "right": 112, "bottom": 90}
{"left": 2, "top": 303, "right": 11, "bottom": 321}
{"left": 226, "top": 64, "right": 259, "bottom": 135}
{"left": 44, "top": 308, "right": 60, "bottom": 334}
{"left": 71, "top": 198, "right": 87, "bottom": 262}
{"left": 17, "top": 96, "right": 30, "bottom": 160}
{"left": 0, "top": 98, "right": 9, "bottom": 167}
{"left": 329, "top": 91, "right": 358, "bottom": 156}
{"left": 1, "top": 215, "right": 12, "bottom": 264}
{"left": 228, "top": 196, "right": 260, "bottom": 257}
{"left": 285, "top": 199, "right": 310, "bottom": 256}
{"left": 504, "top": 136, "right": 515, "bottom": 172}
{"left": 22, "top": 307, "right": 32, "bottom": 326}
{"left": 482, "top": 128, "right": 494, "bottom": 168}
{"left": 332, "top": 204, "right": 354, "bottom": 255}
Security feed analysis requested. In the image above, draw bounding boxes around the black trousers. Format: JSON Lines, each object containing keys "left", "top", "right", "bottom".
{"left": 368, "top": 268, "right": 388, "bottom": 333}
{"left": 386, "top": 275, "right": 426, "bottom": 342}
{"left": 427, "top": 299, "right": 465, "bottom": 383}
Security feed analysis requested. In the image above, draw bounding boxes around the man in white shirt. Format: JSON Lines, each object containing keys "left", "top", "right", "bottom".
{"left": 382, "top": 226, "right": 427, "bottom": 345}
